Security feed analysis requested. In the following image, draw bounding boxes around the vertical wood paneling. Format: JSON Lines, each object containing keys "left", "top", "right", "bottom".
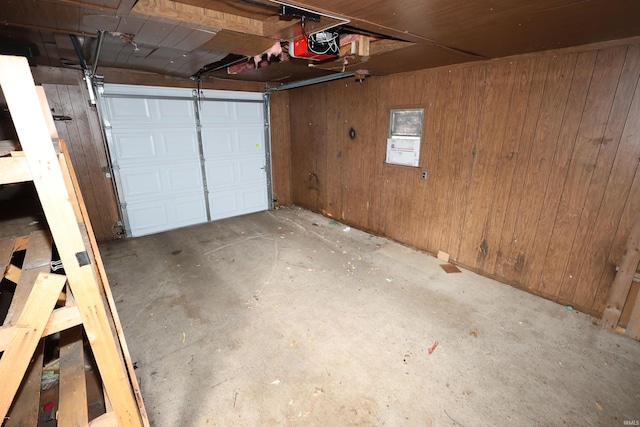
{"left": 493, "top": 57, "right": 549, "bottom": 278}
{"left": 564, "top": 46, "right": 640, "bottom": 309}
{"left": 520, "top": 51, "right": 597, "bottom": 294}
{"left": 324, "top": 79, "right": 345, "bottom": 219}
{"left": 543, "top": 47, "right": 627, "bottom": 301}
{"left": 289, "top": 86, "right": 327, "bottom": 212}
{"left": 446, "top": 67, "right": 486, "bottom": 261}
{"left": 431, "top": 68, "right": 465, "bottom": 256}
{"left": 340, "top": 80, "right": 384, "bottom": 230}
{"left": 287, "top": 40, "right": 640, "bottom": 316}
{"left": 458, "top": 62, "right": 516, "bottom": 268}
{"left": 421, "top": 69, "right": 453, "bottom": 253}
{"left": 480, "top": 59, "right": 535, "bottom": 273}
{"left": 591, "top": 67, "right": 640, "bottom": 314}
{"left": 269, "top": 91, "right": 292, "bottom": 206}
{"left": 505, "top": 54, "right": 577, "bottom": 286}
{"left": 42, "top": 81, "right": 120, "bottom": 242}
{"left": 444, "top": 67, "right": 484, "bottom": 261}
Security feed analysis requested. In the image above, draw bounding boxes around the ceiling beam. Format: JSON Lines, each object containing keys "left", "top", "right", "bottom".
{"left": 131, "top": 0, "right": 268, "bottom": 37}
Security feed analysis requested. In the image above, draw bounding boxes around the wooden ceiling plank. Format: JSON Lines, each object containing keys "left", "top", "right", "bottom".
{"left": 159, "top": 25, "right": 194, "bottom": 49}
{"left": 134, "top": 19, "right": 178, "bottom": 46}
{"left": 40, "top": 0, "right": 118, "bottom": 13}
{"left": 131, "top": 0, "right": 265, "bottom": 36}
{"left": 174, "top": 0, "right": 275, "bottom": 20}
{"left": 78, "top": 13, "right": 121, "bottom": 34}
{"left": 198, "top": 30, "right": 276, "bottom": 57}
{"left": 54, "top": 4, "right": 82, "bottom": 33}
{"left": 172, "top": 27, "right": 219, "bottom": 52}
{"left": 115, "top": 15, "right": 148, "bottom": 35}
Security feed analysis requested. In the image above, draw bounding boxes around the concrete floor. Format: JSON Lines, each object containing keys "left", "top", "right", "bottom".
{"left": 98, "top": 207, "right": 640, "bottom": 426}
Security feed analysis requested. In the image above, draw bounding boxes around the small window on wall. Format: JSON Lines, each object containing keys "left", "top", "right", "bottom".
{"left": 385, "top": 108, "right": 424, "bottom": 167}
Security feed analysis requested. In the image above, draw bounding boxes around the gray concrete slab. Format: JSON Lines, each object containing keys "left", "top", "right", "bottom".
{"left": 100, "top": 207, "right": 640, "bottom": 426}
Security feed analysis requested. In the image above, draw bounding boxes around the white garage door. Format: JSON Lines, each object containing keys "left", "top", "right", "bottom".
{"left": 200, "top": 98, "right": 268, "bottom": 220}
{"left": 99, "top": 84, "right": 270, "bottom": 237}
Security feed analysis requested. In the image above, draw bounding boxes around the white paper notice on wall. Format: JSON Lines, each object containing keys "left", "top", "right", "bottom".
{"left": 386, "top": 137, "right": 421, "bottom": 167}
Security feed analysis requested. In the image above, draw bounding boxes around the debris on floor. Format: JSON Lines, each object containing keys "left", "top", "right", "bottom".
{"left": 440, "top": 264, "right": 461, "bottom": 273}
{"left": 437, "top": 250, "right": 450, "bottom": 262}
{"left": 428, "top": 341, "right": 439, "bottom": 355}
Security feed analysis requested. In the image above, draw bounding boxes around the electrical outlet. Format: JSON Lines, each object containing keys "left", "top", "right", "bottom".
{"left": 422, "top": 171, "right": 427, "bottom": 180}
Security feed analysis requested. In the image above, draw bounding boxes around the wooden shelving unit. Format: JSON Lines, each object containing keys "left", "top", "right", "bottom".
{"left": 0, "top": 55, "right": 149, "bottom": 426}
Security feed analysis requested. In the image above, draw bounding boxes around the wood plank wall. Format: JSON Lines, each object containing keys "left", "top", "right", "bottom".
{"left": 283, "top": 41, "right": 640, "bottom": 317}
{"left": 42, "top": 76, "right": 121, "bottom": 242}
{"left": 269, "top": 91, "right": 292, "bottom": 207}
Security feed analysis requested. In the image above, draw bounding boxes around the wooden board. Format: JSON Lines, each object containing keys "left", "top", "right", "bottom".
{"left": 4, "top": 231, "right": 53, "bottom": 328}
{"left": 0, "top": 273, "right": 67, "bottom": 420}
{"left": 601, "top": 216, "right": 640, "bottom": 329}
{"left": 5, "top": 340, "right": 44, "bottom": 427}
{"left": 0, "top": 54, "right": 145, "bottom": 427}
{"left": 269, "top": 91, "right": 293, "bottom": 207}
{"left": 59, "top": 326, "right": 89, "bottom": 425}
{"left": 0, "top": 157, "right": 31, "bottom": 184}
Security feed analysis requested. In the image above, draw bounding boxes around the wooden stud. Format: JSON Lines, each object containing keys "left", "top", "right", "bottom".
{"left": 358, "top": 35, "right": 370, "bottom": 57}
{"left": 602, "top": 215, "right": 640, "bottom": 329}
{"left": 625, "top": 285, "right": 640, "bottom": 339}
{"left": 0, "top": 273, "right": 67, "bottom": 421}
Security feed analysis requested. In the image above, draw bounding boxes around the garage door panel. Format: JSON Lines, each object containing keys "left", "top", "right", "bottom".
{"left": 172, "top": 195, "right": 208, "bottom": 225}
{"left": 120, "top": 169, "right": 163, "bottom": 198}
{"left": 105, "top": 97, "right": 153, "bottom": 124}
{"left": 157, "top": 99, "right": 195, "bottom": 123}
{"left": 200, "top": 101, "right": 233, "bottom": 124}
{"left": 166, "top": 165, "right": 204, "bottom": 192}
{"left": 205, "top": 161, "right": 236, "bottom": 188}
{"left": 127, "top": 194, "right": 207, "bottom": 237}
{"left": 208, "top": 186, "right": 267, "bottom": 221}
{"left": 128, "top": 201, "right": 169, "bottom": 233}
{"left": 242, "top": 187, "right": 268, "bottom": 211}
{"left": 236, "top": 102, "right": 263, "bottom": 123}
{"left": 112, "top": 131, "right": 156, "bottom": 161}
{"left": 112, "top": 128, "right": 199, "bottom": 165}
{"left": 106, "top": 97, "right": 195, "bottom": 126}
{"left": 209, "top": 192, "right": 238, "bottom": 219}
{"left": 237, "top": 128, "right": 265, "bottom": 153}
{"left": 238, "top": 158, "right": 267, "bottom": 182}
{"left": 162, "top": 129, "right": 199, "bottom": 158}
{"left": 120, "top": 162, "right": 202, "bottom": 200}
{"left": 206, "top": 158, "right": 265, "bottom": 189}
{"left": 201, "top": 129, "right": 234, "bottom": 156}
